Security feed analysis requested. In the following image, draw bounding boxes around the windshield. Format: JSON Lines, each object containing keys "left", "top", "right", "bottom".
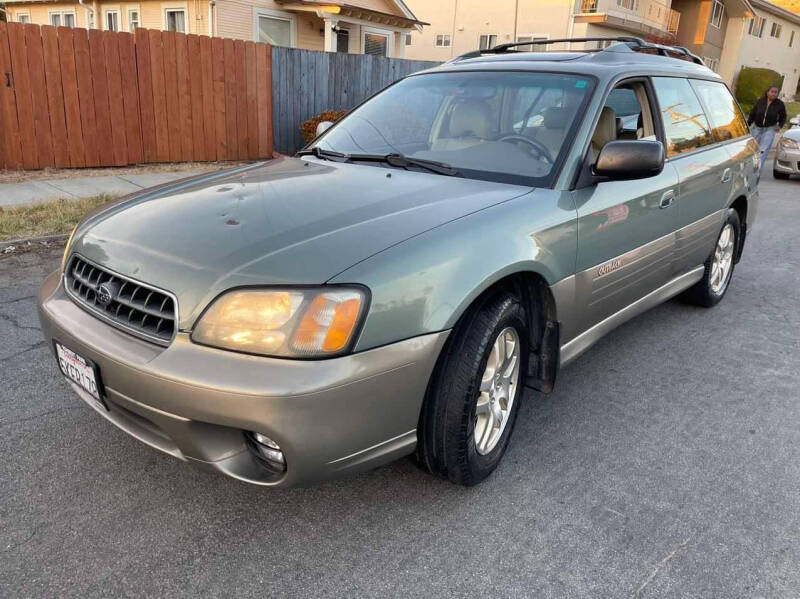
{"left": 311, "top": 71, "right": 595, "bottom": 187}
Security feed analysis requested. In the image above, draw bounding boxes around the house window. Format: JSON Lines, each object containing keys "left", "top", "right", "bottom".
{"left": 516, "top": 35, "right": 548, "bottom": 51}
{"left": 748, "top": 15, "right": 765, "bottom": 37}
{"left": 478, "top": 34, "right": 497, "bottom": 50}
{"left": 770, "top": 22, "right": 782, "bottom": 38}
{"left": 17, "top": 13, "right": 31, "bottom": 23}
{"left": 256, "top": 12, "right": 293, "bottom": 47}
{"left": 165, "top": 9, "right": 186, "bottom": 33}
{"left": 335, "top": 28, "right": 349, "bottom": 53}
{"left": 128, "top": 9, "right": 140, "bottom": 31}
{"left": 616, "top": 0, "right": 638, "bottom": 10}
{"left": 49, "top": 12, "right": 76, "bottom": 27}
{"left": 709, "top": 0, "right": 724, "bottom": 28}
{"left": 703, "top": 56, "right": 719, "bottom": 72}
{"left": 435, "top": 34, "right": 451, "bottom": 47}
{"left": 363, "top": 31, "right": 389, "bottom": 57}
{"left": 790, "top": 30, "right": 795, "bottom": 47}
{"left": 405, "top": 33, "right": 412, "bottom": 46}
{"left": 105, "top": 10, "right": 120, "bottom": 32}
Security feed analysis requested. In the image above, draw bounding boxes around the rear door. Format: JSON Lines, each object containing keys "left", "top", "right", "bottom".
{"left": 690, "top": 78, "right": 758, "bottom": 229}
{"left": 651, "top": 77, "right": 733, "bottom": 275}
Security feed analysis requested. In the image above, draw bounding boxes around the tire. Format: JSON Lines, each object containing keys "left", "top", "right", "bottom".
{"left": 682, "top": 208, "right": 740, "bottom": 307}
{"left": 417, "top": 291, "right": 529, "bottom": 486}
{"left": 773, "top": 169, "right": 790, "bottom": 180}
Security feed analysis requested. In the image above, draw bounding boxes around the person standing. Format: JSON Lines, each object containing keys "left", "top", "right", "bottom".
{"left": 748, "top": 85, "right": 787, "bottom": 176}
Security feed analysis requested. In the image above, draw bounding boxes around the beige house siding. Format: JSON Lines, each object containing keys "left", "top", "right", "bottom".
{"left": 404, "top": 0, "right": 678, "bottom": 60}
{"left": 7, "top": 2, "right": 89, "bottom": 27}
{"left": 722, "top": 7, "right": 800, "bottom": 99}
{"left": 4, "top": 0, "right": 211, "bottom": 34}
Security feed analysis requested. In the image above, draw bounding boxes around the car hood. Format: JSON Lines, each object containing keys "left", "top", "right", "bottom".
{"left": 71, "top": 157, "right": 531, "bottom": 329}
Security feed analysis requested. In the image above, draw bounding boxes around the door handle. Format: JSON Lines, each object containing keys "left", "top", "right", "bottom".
{"left": 721, "top": 167, "right": 732, "bottom": 183}
{"left": 659, "top": 190, "right": 675, "bottom": 209}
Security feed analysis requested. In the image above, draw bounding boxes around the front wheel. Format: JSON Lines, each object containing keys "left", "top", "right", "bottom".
{"left": 417, "top": 292, "right": 529, "bottom": 486}
{"left": 773, "top": 169, "right": 790, "bottom": 180}
{"left": 682, "top": 208, "right": 740, "bottom": 307}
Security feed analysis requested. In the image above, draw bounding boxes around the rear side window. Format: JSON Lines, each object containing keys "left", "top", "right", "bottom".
{"left": 652, "top": 77, "right": 715, "bottom": 157}
{"left": 690, "top": 80, "right": 749, "bottom": 142}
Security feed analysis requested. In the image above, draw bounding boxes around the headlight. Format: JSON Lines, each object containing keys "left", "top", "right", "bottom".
{"left": 191, "top": 287, "right": 368, "bottom": 358}
{"left": 61, "top": 225, "right": 78, "bottom": 274}
{"left": 779, "top": 137, "right": 800, "bottom": 150}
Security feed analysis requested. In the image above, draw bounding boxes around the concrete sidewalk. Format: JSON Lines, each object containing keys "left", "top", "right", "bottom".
{"left": 0, "top": 170, "right": 206, "bottom": 207}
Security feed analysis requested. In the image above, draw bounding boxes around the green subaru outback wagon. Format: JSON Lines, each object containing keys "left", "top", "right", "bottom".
{"left": 39, "top": 37, "right": 760, "bottom": 487}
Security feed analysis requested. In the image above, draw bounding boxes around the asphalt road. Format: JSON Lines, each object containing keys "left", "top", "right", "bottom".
{"left": 2, "top": 174, "right": 799, "bottom": 598}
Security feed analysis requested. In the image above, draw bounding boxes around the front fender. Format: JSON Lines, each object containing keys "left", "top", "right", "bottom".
{"left": 329, "top": 189, "right": 578, "bottom": 352}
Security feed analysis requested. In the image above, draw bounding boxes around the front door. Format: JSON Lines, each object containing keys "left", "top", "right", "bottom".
{"left": 570, "top": 80, "right": 679, "bottom": 338}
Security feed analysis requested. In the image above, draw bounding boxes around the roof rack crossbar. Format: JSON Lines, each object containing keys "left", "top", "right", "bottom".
{"left": 449, "top": 36, "right": 705, "bottom": 66}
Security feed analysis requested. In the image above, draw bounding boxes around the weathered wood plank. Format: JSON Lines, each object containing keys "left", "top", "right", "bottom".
{"left": 187, "top": 34, "right": 205, "bottom": 162}
{"left": 174, "top": 32, "right": 193, "bottom": 162}
{"left": 7, "top": 22, "right": 38, "bottom": 169}
{"left": 135, "top": 28, "right": 157, "bottom": 163}
{"left": 72, "top": 27, "right": 98, "bottom": 167}
{"left": 118, "top": 32, "right": 143, "bottom": 165}
{"left": 148, "top": 29, "right": 169, "bottom": 163}
{"left": 199, "top": 35, "right": 217, "bottom": 161}
{"left": 43, "top": 25, "right": 71, "bottom": 167}
{"left": 103, "top": 31, "right": 127, "bottom": 166}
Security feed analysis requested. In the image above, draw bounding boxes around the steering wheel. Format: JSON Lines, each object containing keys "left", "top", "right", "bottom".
{"left": 497, "top": 134, "right": 554, "bottom": 164}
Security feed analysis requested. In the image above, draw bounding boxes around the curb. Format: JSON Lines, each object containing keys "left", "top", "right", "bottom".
{"left": 2, "top": 233, "right": 69, "bottom": 255}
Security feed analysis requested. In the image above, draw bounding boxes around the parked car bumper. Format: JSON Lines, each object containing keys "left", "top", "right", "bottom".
{"left": 774, "top": 146, "right": 800, "bottom": 175}
{"left": 38, "top": 270, "right": 449, "bottom": 487}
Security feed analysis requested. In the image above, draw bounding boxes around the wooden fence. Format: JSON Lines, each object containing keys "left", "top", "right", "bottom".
{"left": 0, "top": 22, "right": 274, "bottom": 170}
{"left": 271, "top": 47, "right": 439, "bottom": 154}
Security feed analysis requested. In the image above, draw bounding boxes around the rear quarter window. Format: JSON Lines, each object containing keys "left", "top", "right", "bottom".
{"left": 689, "top": 79, "right": 749, "bottom": 142}
{"left": 652, "top": 77, "right": 715, "bottom": 157}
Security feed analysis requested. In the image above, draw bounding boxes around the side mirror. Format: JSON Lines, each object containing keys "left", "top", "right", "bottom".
{"left": 594, "top": 140, "right": 664, "bottom": 180}
{"left": 316, "top": 121, "right": 334, "bottom": 137}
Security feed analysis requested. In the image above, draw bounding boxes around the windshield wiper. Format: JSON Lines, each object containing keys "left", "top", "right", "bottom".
{"left": 296, "top": 147, "right": 349, "bottom": 162}
{"left": 299, "top": 149, "right": 460, "bottom": 177}
{"left": 345, "top": 153, "right": 460, "bottom": 176}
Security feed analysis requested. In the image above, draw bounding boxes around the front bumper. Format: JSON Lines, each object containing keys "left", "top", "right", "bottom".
{"left": 774, "top": 146, "right": 800, "bottom": 175}
{"left": 38, "top": 270, "right": 449, "bottom": 487}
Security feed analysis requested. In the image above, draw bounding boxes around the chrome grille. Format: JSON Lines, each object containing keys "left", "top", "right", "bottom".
{"left": 64, "top": 255, "right": 178, "bottom": 345}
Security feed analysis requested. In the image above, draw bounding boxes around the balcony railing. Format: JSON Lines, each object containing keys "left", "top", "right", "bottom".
{"left": 577, "top": 0, "right": 680, "bottom": 36}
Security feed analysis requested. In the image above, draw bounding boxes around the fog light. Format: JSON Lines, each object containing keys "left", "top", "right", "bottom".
{"left": 247, "top": 432, "right": 286, "bottom": 472}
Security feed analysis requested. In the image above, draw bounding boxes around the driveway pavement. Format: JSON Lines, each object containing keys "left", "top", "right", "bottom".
{"left": 2, "top": 174, "right": 799, "bottom": 598}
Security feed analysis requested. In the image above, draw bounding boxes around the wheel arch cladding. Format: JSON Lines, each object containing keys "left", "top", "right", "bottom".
{"left": 449, "top": 271, "right": 561, "bottom": 394}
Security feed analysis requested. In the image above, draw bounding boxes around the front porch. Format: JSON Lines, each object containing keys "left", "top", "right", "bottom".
{"left": 264, "top": 0, "right": 427, "bottom": 57}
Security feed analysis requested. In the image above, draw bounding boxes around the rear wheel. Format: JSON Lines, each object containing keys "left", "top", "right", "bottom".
{"left": 773, "top": 169, "right": 790, "bottom": 180}
{"left": 417, "top": 291, "right": 529, "bottom": 486}
{"left": 682, "top": 208, "right": 740, "bottom": 307}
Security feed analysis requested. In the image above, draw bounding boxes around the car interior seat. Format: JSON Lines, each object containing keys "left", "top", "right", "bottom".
{"left": 591, "top": 106, "right": 618, "bottom": 158}
{"left": 431, "top": 99, "right": 492, "bottom": 151}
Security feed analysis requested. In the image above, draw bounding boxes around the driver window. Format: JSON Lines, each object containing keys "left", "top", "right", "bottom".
{"left": 591, "top": 82, "right": 656, "bottom": 159}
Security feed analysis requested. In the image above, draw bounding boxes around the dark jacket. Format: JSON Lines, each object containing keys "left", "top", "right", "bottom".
{"left": 747, "top": 96, "right": 787, "bottom": 129}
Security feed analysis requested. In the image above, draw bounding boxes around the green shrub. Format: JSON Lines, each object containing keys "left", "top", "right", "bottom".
{"left": 735, "top": 67, "right": 783, "bottom": 106}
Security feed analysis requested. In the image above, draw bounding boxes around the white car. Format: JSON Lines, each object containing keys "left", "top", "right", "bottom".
{"left": 774, "top": 118, "right": 800, "bottom": 180}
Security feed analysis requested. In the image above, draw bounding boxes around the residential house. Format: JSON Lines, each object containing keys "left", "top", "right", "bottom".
{"left": 403, "top": 0, "right": 684, "bottom": 60}
{"left": 1, "top": 0, "right": 425, "bottom": 57}
{"left": 719, "top": 0, "right": 800, "bottom": 98}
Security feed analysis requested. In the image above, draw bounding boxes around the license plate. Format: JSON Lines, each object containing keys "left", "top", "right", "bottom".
{"left": 54, "top": 342, "right": 107, "bottom": 409}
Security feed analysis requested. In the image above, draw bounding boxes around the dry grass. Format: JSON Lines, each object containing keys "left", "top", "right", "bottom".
{"left": 0, "top": 195, "right": 114, "bottom": 242}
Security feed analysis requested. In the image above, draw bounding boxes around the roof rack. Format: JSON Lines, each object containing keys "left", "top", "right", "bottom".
{"left": 450, "top": 36, "right": 705, "bottom": 66}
